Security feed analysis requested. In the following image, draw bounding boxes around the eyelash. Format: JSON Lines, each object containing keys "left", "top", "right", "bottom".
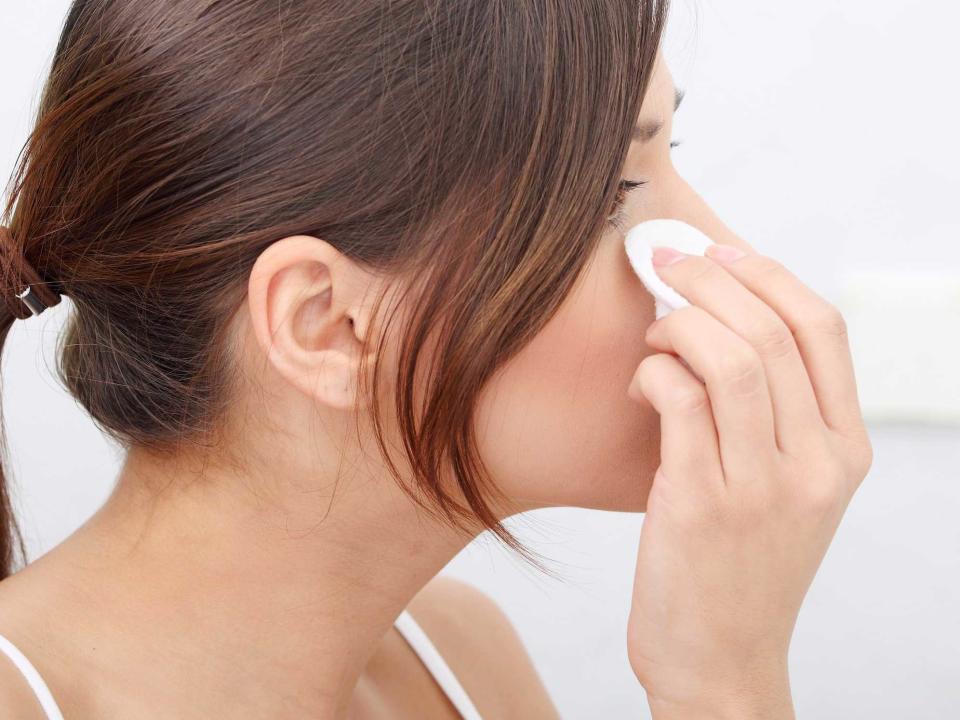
{"left": 606, "top": 179, "right": 646, "bottom": 233}
{"left": 606, "top": 139, "right": 684, "bottom": 232}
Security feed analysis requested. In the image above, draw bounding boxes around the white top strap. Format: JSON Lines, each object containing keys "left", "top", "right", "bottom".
{"left": 0, "top": 632, "right": 65, "bottom": 720}
{"left": 393, "top": 609, "right": 483, "bottom": 720}
{"left": 0, "top": 616, "right": 482, "bottom": 720}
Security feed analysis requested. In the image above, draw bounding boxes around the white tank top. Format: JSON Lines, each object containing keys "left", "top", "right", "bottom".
{"left": 0, "top": 608, "right": 483, "bottom": 719}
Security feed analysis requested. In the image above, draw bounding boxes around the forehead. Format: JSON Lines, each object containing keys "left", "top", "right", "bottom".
{"left": 639, "top": 51, "right": 675, "bottom": 120}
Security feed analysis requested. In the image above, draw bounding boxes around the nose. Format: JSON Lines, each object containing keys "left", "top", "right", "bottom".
{"left": 666, "top": 175, "right": 756, "bottom": 254}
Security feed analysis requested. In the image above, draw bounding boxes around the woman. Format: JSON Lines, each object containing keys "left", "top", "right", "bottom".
{"left": 0, "top": 1, "right": 872, "bottom": 718}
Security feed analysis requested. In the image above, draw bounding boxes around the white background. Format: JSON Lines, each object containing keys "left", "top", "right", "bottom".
{"left": 2, "top": 1, "right": 959, "bottom": 718}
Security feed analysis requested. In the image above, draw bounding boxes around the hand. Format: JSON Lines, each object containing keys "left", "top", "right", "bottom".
{"left": 625, "top": 243, "right": 874, "bottom": 719}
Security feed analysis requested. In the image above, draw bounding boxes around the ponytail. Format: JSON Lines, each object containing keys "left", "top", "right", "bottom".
{"left": 0, "top": 306, "right": 28, "bottom": 581}
{"left": 0, "top": 224, "right": 61, "bottom": 580}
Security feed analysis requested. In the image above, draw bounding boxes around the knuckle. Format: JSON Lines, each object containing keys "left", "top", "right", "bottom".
{"left": 669, "top": 385, "right": 710, "bottom": 414}
{"left": 635, "top": 351, "right": 664, "bottom": 379}
{"left": 631, "top": 356, "right": 660, "bottom": 397}
{"left": 798, "top": 456, "right": 850, "bottom": 512}
{"left": 861, "top": 440, "right": 875, "bottom": 474}
{"left": 750, "top": 254, "right": 787, "bottom": 280}
{"left": 634, "top": 353, "right": 657, "bottom": 380}
{"left": 824, "top": 431, "right": 873, "bottom": 489}
{"left": 850, "top": 436, "right": 875, "bottom": 482}
{"left": 812, "top": 303, "right": 849, "bottom": 339}
{"left": 749, "top": 318, "right": 797, "bottom": 360}
{"left": 712, "top": 348, "right": 765, "bottom": 395}
{"left": 800, "top": 477, "right": 843, "bottom": 514}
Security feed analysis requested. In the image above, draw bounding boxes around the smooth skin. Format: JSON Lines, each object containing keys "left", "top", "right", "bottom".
{"left": 626, "top": 245, "right": 873, "bottom": 718}
{"left": 0, "top": 44, "right": 871, "bottom": 720}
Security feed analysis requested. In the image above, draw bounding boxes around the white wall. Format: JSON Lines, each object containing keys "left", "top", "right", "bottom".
{"left": 2, "top": 2, "right": 958, "bottom": 718}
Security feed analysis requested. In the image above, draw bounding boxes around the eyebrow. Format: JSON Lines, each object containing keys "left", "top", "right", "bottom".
{"left": 632, "top": 87, "right": 685, "bottom": 144}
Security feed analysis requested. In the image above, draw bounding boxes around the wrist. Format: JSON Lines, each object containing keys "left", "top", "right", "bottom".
{"left": 647, "top": 693, "right": 795, "bottom": 720}
{"left": 644, "top": 659, "right": 795, "bottom": 720}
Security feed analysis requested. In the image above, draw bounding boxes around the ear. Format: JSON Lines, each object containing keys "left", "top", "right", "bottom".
{"left": 247, "top": 235, "right": 379, "bottom": 410}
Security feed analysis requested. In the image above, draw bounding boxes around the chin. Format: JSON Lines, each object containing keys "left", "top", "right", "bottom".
{"left": 527, "top": 447, "right": 660, "bottom": 515}
{"left": 479, "top": 397, "right": 662, "bottom": 517}
{"left": 576, "top": 421, "right": 660, "bottom": 513}
{"left": 577, "top": 464, "right": 657, "bottom": 513}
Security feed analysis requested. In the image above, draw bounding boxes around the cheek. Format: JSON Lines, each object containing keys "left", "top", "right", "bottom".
{"left": 474, "top": 233, "right": 662, "bottom": 514}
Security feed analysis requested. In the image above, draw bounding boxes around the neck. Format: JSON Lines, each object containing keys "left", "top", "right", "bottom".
{"left": 55, "top": 444, "right": 479, "bottom": 718}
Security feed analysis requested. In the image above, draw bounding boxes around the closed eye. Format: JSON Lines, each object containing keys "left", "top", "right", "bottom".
{"left": 606, "top": 179, "right": 647, "bottom": 232}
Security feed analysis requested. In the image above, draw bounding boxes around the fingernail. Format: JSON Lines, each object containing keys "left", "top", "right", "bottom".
{"left": 705, "top": 243, "right": 747, "bottom": 263}
{"left": 651, "top": 246, "right": 687, "bottom": 267}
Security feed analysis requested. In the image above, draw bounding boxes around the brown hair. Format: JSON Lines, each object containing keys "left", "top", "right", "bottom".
{"left": 0, "top": 0, "right": 669, "bottom": 580}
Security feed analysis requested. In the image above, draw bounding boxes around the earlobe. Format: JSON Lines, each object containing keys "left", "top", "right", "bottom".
{"left": 310, "top": 351, "right": 361, "bottom": 410}
{"left": 246, "top": 234, "right": 373, "bottom": 411}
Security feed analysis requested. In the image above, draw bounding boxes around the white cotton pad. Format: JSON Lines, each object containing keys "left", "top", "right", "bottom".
{"left": 623, "top": 218, "right": 717, "bottom": 320}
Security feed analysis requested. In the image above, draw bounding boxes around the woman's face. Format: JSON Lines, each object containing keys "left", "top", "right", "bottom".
{"left": 474, "top": 51, "right": 755, "bottom": 515}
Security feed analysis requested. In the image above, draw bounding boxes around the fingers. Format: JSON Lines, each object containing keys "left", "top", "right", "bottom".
{"left": 702, "top": 246, "right": 866, "bottom": 438}
{"left": 644, "top": 306, "right": 781, "bottom": 484}
{"left": 649, "top": 250, "right": 826, "bottom": 455}
{"left": 629, "top": 352, "right": 724, "bottom": 495}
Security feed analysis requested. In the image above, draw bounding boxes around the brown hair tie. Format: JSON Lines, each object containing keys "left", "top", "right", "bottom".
{"left": 0, "top": 225, "right": 63, "bottom": 320}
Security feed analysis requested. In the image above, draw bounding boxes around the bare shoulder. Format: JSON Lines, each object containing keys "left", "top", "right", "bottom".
{"left": 0, "top": 575, "right": 44, "bottom": 719}
{"left": 0, "top": 568, "right": 76, "bottom": 720}
{"left": 406, "top": 575, "right": 560, "bottom": 720}
{"left": 0, "top": 644, "right": 47, "bottom": 720}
